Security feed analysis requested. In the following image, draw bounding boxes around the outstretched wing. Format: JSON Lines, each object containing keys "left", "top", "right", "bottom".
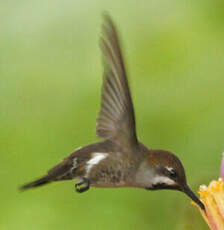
{"left": 96, "top": 15, "right": 138, "bottom": 149}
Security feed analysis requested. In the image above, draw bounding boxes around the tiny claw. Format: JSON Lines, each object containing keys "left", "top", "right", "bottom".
{"left": 75, "top": 178, "right": 90, "bottom": 193}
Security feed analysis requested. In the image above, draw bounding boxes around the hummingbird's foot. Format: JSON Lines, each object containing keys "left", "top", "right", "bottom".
{"left": 75, "top": 178, "right": 90, "bottom": 193}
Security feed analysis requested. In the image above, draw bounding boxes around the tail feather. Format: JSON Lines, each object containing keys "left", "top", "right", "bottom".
{"left": 20, "top": 157, "right": 74, "bottom": 191}
{"left": 20, "top": 175, "right": 51, "bottom": 191}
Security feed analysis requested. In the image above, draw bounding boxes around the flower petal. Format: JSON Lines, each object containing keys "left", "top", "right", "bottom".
{"left": 194, "top": 179, "right": 224, "bottom": 230}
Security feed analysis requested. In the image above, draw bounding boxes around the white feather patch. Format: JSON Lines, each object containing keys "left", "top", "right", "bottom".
{"left": 86, "top": 153, "right": 108, "bottom": 176}
{"left": 151, "top": 176, "right": 175, "bottom": 186}
{"left": 165, "top": 166, "right": 174, "bottom": 172}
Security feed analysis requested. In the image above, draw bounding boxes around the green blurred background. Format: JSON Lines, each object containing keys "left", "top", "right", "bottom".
{"left": 1, "top": 0, "right": 224, "bottom": 229}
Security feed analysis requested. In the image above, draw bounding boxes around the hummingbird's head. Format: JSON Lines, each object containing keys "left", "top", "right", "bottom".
{"left": 136, "top": 149, "right": 205, "bottom": 210}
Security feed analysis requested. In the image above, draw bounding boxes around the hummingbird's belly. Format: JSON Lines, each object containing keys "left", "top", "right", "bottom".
{"left": 85, "top": 152, "right": 136, "bottom": 187}
{"left": 89, "top": 168, "right": 125, "bottom": 187}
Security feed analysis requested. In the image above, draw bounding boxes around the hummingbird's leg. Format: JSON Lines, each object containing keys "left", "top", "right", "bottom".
{"left": 75, "top": 178, "right": 90, "bottom": 193}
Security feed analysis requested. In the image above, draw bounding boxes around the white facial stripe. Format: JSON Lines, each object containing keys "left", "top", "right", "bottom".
{"left": 166, "top": 166, "right": 174, "bottom": 172}
{"left": 86, "top": 153, "right": 108, "bottom": 176}
{"left": 152, "top": 176, "right": 175, "bottom": 186}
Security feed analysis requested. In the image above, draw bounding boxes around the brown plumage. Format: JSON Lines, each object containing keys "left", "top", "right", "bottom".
{"left": 20, "top": 15, "right": 205, "bottom": 211}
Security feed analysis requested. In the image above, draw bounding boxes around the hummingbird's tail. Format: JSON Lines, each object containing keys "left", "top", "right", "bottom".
{"left": 20, "top": 157, "right": 75, "bottom": 191}
{"left": 19, "top": 175, "right": 51, "bottom": 191}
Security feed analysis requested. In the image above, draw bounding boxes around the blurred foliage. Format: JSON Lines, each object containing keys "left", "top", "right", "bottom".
{"left": 1, "top": 0, "right": 224, "bottom": 229}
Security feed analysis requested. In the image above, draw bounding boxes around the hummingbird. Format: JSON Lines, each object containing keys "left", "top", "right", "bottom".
{"left": 20, "top": 15, "right": 205, "bottom": 211}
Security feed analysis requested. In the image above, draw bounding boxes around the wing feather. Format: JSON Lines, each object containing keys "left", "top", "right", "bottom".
{"left": 96, "top": 15, "right": 138, "bottom": 149}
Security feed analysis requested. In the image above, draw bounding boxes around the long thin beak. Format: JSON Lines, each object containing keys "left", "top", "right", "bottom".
{"left": 183, "top": 185, "right": 205, "bottom": 211}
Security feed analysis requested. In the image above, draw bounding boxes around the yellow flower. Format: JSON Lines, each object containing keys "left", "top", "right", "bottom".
{"left": 194, "top": 178, "right": 224, "bottom": 229}
{"left": 193, "top": 153, "right": 224, "bottom": 229}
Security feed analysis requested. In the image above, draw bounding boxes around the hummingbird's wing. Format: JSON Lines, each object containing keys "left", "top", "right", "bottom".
{"left": 96, "top": 15, "right": 138, "bottom": 149}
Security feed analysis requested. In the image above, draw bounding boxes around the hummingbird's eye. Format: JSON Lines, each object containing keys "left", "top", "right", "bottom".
{"left": 166, "top": 167, "right": 177, "bottom": 178}
{"left": 169, "top": 169, "right": 177, "bottom": 178}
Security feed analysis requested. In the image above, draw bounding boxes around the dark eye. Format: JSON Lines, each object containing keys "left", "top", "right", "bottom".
{"left": 169, "top": 169, "right": 177, "bottom": 178}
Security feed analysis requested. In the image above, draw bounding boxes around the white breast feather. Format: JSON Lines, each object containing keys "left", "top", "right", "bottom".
{"left": 86, "top": 153, "right": 108, "bottom": 176}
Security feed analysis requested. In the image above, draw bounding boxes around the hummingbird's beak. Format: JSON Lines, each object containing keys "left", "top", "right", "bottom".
{"left": 183, "top": 185, "right": 205, "bottom": 211}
